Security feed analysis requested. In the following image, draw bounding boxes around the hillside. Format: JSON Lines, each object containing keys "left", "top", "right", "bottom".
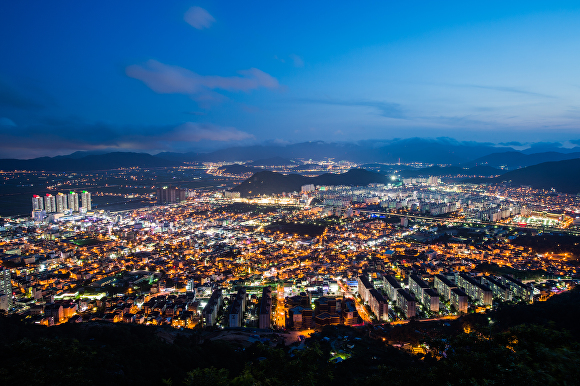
{"left": 399, "top": 165, "right": 503, "bottom": 178}
{"left": 496, "top": 158, "right": 580, "bottom": 193}
{"left": 0, "top": 152, "right": 179, "bottom": 171}
{"left": 466, "top": 151, "right": 580, "bottom": 169}
{"left": 1, "top": 288, "right": 580, "bottom": 385}
{"left": 231, "top": 169, "right": 387, "bottom": 196}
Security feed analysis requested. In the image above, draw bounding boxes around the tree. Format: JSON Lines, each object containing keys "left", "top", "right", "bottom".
{"left": 183, "top": 367, "right": 229, "bottom": 386}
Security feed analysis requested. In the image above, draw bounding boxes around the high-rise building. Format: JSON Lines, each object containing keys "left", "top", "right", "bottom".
{"left": 68, "top": 191, "right": 79, "bottom": 212}
{"left": 157, "top": 186, "right": 186, "bottom": 204}
{"left": 81, "top": 191, "right": 91, "bottom": 211}
{"left": 0, "top": 269, "right": 12, "bottom": 312}
{"left": 56, "top": 193, "right": 68, "bottom": 213}
{"left": 32, "top": 195, "right": 44, "bottom": 211}
{"left": 44, "top": 194, "right": 56, "bottom": 213}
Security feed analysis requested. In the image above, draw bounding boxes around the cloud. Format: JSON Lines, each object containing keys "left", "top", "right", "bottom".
{"left": 0, "top": 117, "right": 16, "bottom": 127}
{"left": 0, "top": 80, "right": 44, "bottom": 110}
{"left": 126, "top": 60, "right": 279, "bottom": 106}
{"left": 174, "top": 122, "right": 254, "bottom": 142}
{"left": 0, "top": 119, "right": 255, "bottom": 158}
{"left": 499, "top": 141, "right": 524, "bottom": 146}
{"left": 451, "top": 83, "right": 554, "bottom": 98}
{"left": 525, "top": 141, "right": 565, "bottom": 150}
{"left": 426, "top": 115, "right": 496, "bottom": 127}
{"left": 300, "top": 98, "right": 405, "bottom": 119}
{"left": 289, "top": 54, "right": 304, "bottom": 68}
{"left": 184, "top": 6, "right": 215, "bottom": 30}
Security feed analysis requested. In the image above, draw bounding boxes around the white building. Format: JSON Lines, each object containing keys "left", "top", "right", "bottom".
{"left": 68, "top": 191, "right": 79, "bottom": 212}
{"left": 44, "top": 194, "right": 56, "bottom": 213}
{"left": 81, "top": 191, "right": 91, "bottom": 211}
{"left": 56, "top": 193, "right": 68, "bottom": 213}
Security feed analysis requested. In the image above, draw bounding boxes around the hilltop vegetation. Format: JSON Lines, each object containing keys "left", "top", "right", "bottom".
{"left": 496, "top": 158, "right": 580, "bottom": 193}
{"left": 1, "top": 287, "right": 580, "bottom": 385}
{"left": 231, "top": 169, "right": 388, "bottom": 197}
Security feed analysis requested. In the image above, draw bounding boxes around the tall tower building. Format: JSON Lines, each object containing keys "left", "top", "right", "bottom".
{"left": 68, "top": 191, "right": 79, "bottom": 212}
{"left": 56, "top": 192, "right": 68, "bottom": 213}
{"left": 81, "top": 191, "right": 91, "bottom": 211}
{"left": 0, "top": 269, "right": 12, "bottom": 312}
{"left": 44, "top": 194, "right": 56, "bottom": 213}
{"left": 32, "top": 195, "right": 44, "bottom": 211}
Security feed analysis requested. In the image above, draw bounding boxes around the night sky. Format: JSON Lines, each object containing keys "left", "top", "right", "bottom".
{"left": 2, "top": 1, "right": 580, "bottom": 158}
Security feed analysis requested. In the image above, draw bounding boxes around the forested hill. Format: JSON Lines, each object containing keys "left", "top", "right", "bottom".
{"left": 230, "top": 168, "right": 388, "bottom": 197}
{"left": 0, "top": 152, "right": 179, "bottom": 171}
{"left": 1, "top": 287, "right": 580, "bottom": 385}
{"left": 496, "top": 158, "right": 580, "bottom": 193}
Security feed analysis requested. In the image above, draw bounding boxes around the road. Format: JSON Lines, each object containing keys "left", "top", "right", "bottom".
{"left": 275, "top": 283, "right": 286, "bottom": 329}
{"left": 359, "top": 210, "right": 580, "bottom": 235}
{"left": 337, "top": 280, "right": 372, "bottom": 324}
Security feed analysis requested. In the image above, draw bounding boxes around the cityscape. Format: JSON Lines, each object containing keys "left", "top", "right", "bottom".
{"left": 2, "top": 2, "right": 580, "bottom": 386}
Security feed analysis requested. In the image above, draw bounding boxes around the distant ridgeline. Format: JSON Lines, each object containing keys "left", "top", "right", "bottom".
{"left": 0, "top": 152, "right": 178, "bottom": 172}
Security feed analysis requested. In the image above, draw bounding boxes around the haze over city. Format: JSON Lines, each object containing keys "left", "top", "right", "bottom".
{"left": 2, "top": 1, "right": 580, "bottom": 158}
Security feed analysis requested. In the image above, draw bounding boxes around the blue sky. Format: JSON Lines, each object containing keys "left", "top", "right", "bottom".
{"left": 1, "top": 1, "right": 580, "bottom": 157}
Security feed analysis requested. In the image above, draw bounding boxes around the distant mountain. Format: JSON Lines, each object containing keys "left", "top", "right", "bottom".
{"left": 0, "top": 152, "right": 179, "bottom": 171}
{"left": 398, "top": 165, "right": 503, "bottom": 178}
{"left": 158, "top": 139, "right": 515, "bottom": 164}
{"left": 495, "top": 158, "right": 580, "bottom": 193}
{"left": 521, "top": 145, "right": 580, "bottom": 154}
{"left": 231, "top": 168, "right": 388, "bottom": 197}
{"left": 51, "top": 150, "right": 116, "bottom": 159}
{"left": 465, "top": 151, "right": 580, "bottom": 169}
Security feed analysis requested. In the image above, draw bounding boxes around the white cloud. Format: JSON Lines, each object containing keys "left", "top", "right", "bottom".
{"left": 126, "top": 60, "right": 279, "bottom": 106}
{"left": 184, "top": 6, "right": 215, "bottom": 30}
{"left": 174, "top": 122, "right": 254, "bottom": 142}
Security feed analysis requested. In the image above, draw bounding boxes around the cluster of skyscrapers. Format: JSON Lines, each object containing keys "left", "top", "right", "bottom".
{"left": 156, "top": 186, "right": 186, "bottom": 205}
{"left": 32, "top": 191, "right": 91, "bottom": 216}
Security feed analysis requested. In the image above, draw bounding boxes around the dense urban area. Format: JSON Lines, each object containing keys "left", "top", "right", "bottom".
{"left": 2, "top": 158, "right": 580, "bottom": 326}
{"left": 1, "top": 158, "right": 580, "bottom": 385}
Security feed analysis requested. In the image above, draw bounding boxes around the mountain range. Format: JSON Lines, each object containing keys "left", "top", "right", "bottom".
{"left": 0, "top": 152, "right": 177, "bottom": 172}
{"left": 464, "top": 151, "right": 580, "bottom": 169}
{"left": 158, "top": 138, "right": 518, "bottom": 164}
{"left": 1, "top": 138, "right": 580, "bottom": 174}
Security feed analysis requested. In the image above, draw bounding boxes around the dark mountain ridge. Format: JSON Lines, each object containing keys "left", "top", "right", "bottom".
{"left": 231, "top": 168, "right": 388, "bottom": 197}
{"left": 398, "top": 165, "right": 504, "bottom": 178}
{"left": 465, "top": 151, "right": 580, "bottom": 169}
{"left": 158, "top": 138, "right": 516, "bottom": 164}
{"left": 495, "top": 158, "right": 580, "bottom": 194}
{"left": 0, "top": 152, "right": 179, "bottom": 171}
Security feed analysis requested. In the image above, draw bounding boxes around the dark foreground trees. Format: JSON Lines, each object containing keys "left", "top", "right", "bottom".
{"left": 2, "top": 287, "right": 580, "bottom": 385}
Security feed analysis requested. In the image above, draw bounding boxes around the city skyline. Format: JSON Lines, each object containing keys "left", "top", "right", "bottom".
{"left": 2, "top": 1, "right": 580, "bottom": 158}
